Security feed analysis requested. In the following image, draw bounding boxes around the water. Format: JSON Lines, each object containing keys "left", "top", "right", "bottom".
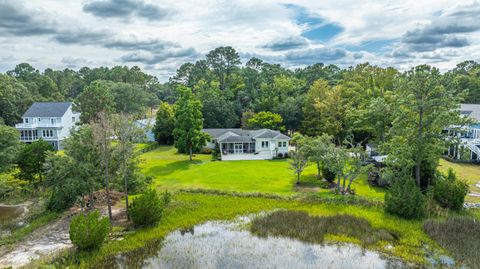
{"left": 0, "top": 205, "right": 23, "bottom": 224}
{"left": 111, "top": 217, "right": 411, "bottom": 269}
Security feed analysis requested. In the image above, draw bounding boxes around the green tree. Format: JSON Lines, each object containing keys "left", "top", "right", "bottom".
{"left": 73, "top": 80, "right": 115, "bottom": 123}
{"left": 154, "top": 102, "right": 175, "bottom": 145}
{"left": 195, "top": 80, "right": 238, "bottom": 128}
{"left": 0, "top": 125, "right": 20, "bottom": 173}
{"left": 387, "top": 65, "right": 462, "bottom": 188}
{"left": 173, "top": 86, "right": 210, "bottom": 160}
{"left": 247, "top": 111, "right": 284, "bottom": 131}
{"left": 206, "top": 46, "right": 241, "bottom": 91}
{"left": 109, "top": 82, "right": 149, "bottom": 116}
{"left": 69, "top": 210, "right": 110, "bottom": 251}
{"left": 289, "top": 149, "right": 309, "bottom": 184}
{"left": 16, "top": 139, "right": 53, "bottom": 183}
{"left": 91, "top": 112, "right": 114, "bottom": 221}
{"left": 63, "top": 125, "right": 103, "bottom": 209}
{"left": 302, "top": 134, "right": 334, "bottom": 179}
{"left": 0, "top": 74, "right": 33, "bottom": 126}
{"left": 112, "top": 113, "right": 145, "bottom": 219}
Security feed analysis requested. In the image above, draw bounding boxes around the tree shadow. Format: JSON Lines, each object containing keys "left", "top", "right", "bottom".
{"left": 144, "top": 160, "right": 204, "bottom": 177}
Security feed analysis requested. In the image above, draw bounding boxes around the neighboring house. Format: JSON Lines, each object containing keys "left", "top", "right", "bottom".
{"left": 203, "top": 128, "right": 291, "bottom": 161}
{"left": 15, "top": 102, "right": 80, "bottom": 150}
{"left": 135, "top": 118, "right": 155, "bottom": 142}
{"left": 447, "top": 104, "right": 480, "bottom": 162}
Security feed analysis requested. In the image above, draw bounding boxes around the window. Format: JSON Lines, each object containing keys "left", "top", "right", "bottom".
{"left": 261, "top": 141, "right": 265, "bottom": 148}
{"left": 38, "top": 118, "right": 41, "bottom": 122}
{"left": 43, "top": 130, "right": 54, "bottom": 138}
{"left": 278, "top": 142, "right": 282, "bottom": 147}
{"left": 72, "top": 117, "right": 76, "bottom": 122}
{"left": 265, "top": 141, "right": 269, "bottom": 148}
{"left": 24, "top": 118, "right": 29, "bottom": 123}
{"left": 283, "top": 141, "right": 287, "bottom": 147}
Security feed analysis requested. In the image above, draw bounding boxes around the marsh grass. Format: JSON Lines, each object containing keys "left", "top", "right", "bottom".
{"left": 424, "top": 217, "right": 480, "bottom": 268}
{"left": 251, "top": 210, "right": 396, "bottom": 246}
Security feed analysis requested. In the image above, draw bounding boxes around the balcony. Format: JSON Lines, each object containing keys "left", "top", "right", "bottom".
{"left": 15, "top": 122, "right": 62, "bottom": 129}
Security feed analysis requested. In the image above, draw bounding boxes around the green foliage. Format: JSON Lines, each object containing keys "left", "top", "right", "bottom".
{"left": 69, "top": 211, "right": 110, "bottom": 251}
{"left": 212, "top": 143, "right": 220, "bottom": 161}
{"left": 153, "top": 101, "right": 175, "bottom": 145}
{"left": 173, "top": 86, "right": 209, "bottom": 158}
{"left": 0, "top": 74, "right": 33, "bottom": 126}
{"left": 16, "top": 139, "right": 53, "bottom": 182}
{"left": 194, "top": 80, "right": 237, "bottom": 128}
{"left": 289, "top": 150, "right": 308, "bottom": 184}
{"left": 73, "top": 80, "right": 115, "bottom": 123}
{"left": 385, "top": 177, "right": 426, "bottom": 219}
{"left": 247, "top": 111, "right": 284, "bottom": 131}
{"left": 128, "top": 189, "right": 170, "bottom": 227}
{"left": 432, "top": 169, "right": 469, "bottom": 211}
{"left": 0, "top": 125, "right": 20, "bottom": 173}
{"left": 322, "top": 166, "right": 336, "bottom": 182}
{"left": 44, "top": 153, "right": 88, "bottom": 212}
{"left": 386, "top": 65, "right": 462, "bottom": 188}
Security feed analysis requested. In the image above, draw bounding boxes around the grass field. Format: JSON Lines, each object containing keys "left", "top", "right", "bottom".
{"left": 52, "top": 192, "right": 439, "bottom": 268}
{"left": 438, "top": 159, "right": 480, "bottom": 203}
{"left": 139, "top": 146, "right": 385, "bottom": 200}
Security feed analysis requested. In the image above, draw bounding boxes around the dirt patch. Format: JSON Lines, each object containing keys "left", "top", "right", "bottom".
{"left": 0, "top": 198, "right": 126, "bottom": 269}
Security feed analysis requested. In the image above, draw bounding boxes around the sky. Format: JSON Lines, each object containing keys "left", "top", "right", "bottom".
{"left": 0, "top": 0, "right": 479, "bottom": 81}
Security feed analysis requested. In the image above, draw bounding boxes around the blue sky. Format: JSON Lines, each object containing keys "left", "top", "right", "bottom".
{"left": 0, "top": 0, "right": 479, "bottom": 80}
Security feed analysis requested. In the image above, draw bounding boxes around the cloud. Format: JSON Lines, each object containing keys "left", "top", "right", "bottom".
{"left": 104, "top": 39, "right": 180, "bottom": 51}
{"left": 120, "top": 48, "right": 200, "bottom": 64}
{"left": 0, "top": 1, "right": 56, "bottom": 36}
{"left": 83, "top": 0, "right": 171, "bottom": 21}
{"left": 261, "top": 37, "right": 309, "bottom": 51}
{"left": 398, "top": 2, "right": 480, "bottom": 53}
{"left": 285, "top": 47, "right": 347, "bottom": 64}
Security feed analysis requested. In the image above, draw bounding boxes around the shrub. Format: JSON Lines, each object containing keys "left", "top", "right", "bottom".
{"left": 69, "top": 210, "right": 109, "bottom": 251}
{"left": 200, "top": 147, "right": 212, "bottom": 154}
{"left": 321, "top": 166, "right": 336, "bottom": 182}
{"left": 212, "top": 143, "right": 220, "bottom": 161}
{"left": 432, "top": 169, "right": 469, "bottom": 211}
{"left": 385, "top": 176, "right": 426, "bottom": 219}
{"left": 129, "top": 189, "right": 170, "bottom": 227}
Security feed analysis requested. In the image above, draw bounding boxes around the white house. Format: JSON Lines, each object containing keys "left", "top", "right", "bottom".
{"left": 447, "top": 104, "right": 480, "bottom": 162}
{"left": 203, "top": 128, "right": 291, "bottom": 160}
{"left": 135, "top": 118, "right": 156, "bottom": 142}
{"left": 15, "top": 102, "right": 80, "bottom": 150}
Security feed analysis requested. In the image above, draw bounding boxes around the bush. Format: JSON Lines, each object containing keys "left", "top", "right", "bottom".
{"left": 432, "top": 169, "right": 469, "bottom": 211}
{"left": 69, "top": 210, "right": 109, "bottom": 251}
{"left": 321, "top": 166, "right": 336, "bottom": 182}
{"left": 385, "top": 177, "right": 426, "bottom": 219}
{"left": 200, "top": 147, "right": 212, "bottom": 154}
{"left": 129, "top": 189, "right": 170, "bottom": 227}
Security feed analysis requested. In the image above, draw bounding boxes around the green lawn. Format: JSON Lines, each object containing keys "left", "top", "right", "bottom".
{"left": 438, "top": 159, "right": 480, "bottom": 203}
{"left": 139, "top": 146, "right": 385, "bottom": 200}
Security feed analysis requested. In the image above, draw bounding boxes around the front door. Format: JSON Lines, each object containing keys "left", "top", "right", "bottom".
{"left": 234, "top": 143, "right": 243, "bottom": 154}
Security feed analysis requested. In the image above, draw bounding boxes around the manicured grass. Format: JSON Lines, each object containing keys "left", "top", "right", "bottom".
{"left": 438, "top": 159, "right": 480, "bottom": 202}
{"left": 139, "top": 146, "right": 385, "bottom": 200}
{"left": 53, "top": 192, "right": 435, "bottom": 268}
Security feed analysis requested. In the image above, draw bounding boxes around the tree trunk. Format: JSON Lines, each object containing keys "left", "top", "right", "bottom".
{"left": 415, "top": 107, "right": 424, "bottom": 187}
{"left": 316, "top": 162, "right": 321, "bottom": 180}
{"left": 336, "top": 174, "right": 341, "bottom": 192}
{"left": 105, "top": 138, "right": 113, "bottom": 222}
{"left": 297, "top": 172, "right": 300, "bottom": 184}
{"left": 123, "top": 145, "right": 130, "bottom": 220}
{"left": 189, "top": 146, "right": 193, "bottom": 161}
{"left": 342, "top": 176, "right": 347, "bottom": 194}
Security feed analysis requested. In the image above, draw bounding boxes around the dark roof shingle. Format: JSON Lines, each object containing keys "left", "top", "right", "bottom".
{"left": 22, "top": 102, "right": 72, "bottom": 117}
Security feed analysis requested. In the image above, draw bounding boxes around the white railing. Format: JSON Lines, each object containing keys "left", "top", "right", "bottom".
{"left": 465, "top": 140, "right": 480, "bottom": 160}
{"left": 15, "top": 122, "right": 62, "bottom": 128}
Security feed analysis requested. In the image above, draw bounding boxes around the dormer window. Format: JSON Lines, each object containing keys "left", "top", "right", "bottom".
{"left": 24, "top": 118, "right": 29, "bottom": 123}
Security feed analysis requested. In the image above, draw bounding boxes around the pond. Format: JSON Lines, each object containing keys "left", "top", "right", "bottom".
{"left": 0, "top": 205, "right": 24, "bottom": 224}
{"left": 109, "top": 216, "right": 412, "bottom": 269}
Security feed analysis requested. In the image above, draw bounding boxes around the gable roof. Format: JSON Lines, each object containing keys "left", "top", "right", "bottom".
{"left": 22, "top": 102, "right": 72, "bottom": 118}
{"left": 460, "top": 104, "right": 480, "bottom": 122}
{"left": 203, "top": 128, "right": 290, "bottom": 143}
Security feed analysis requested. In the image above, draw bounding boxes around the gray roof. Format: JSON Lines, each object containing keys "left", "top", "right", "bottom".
{"left": 460, "top": 104, "right": 480, "bottom": 122}
{"left": 22, "top": 102, "right": 72, "bottom": 117}
{"left": 203, "top": 128, "right": 290, "bottom": 143}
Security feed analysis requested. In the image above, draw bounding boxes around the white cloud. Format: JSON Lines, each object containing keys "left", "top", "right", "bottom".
{"left": 0, "top": 0, "right": 479, "bottom": 80}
